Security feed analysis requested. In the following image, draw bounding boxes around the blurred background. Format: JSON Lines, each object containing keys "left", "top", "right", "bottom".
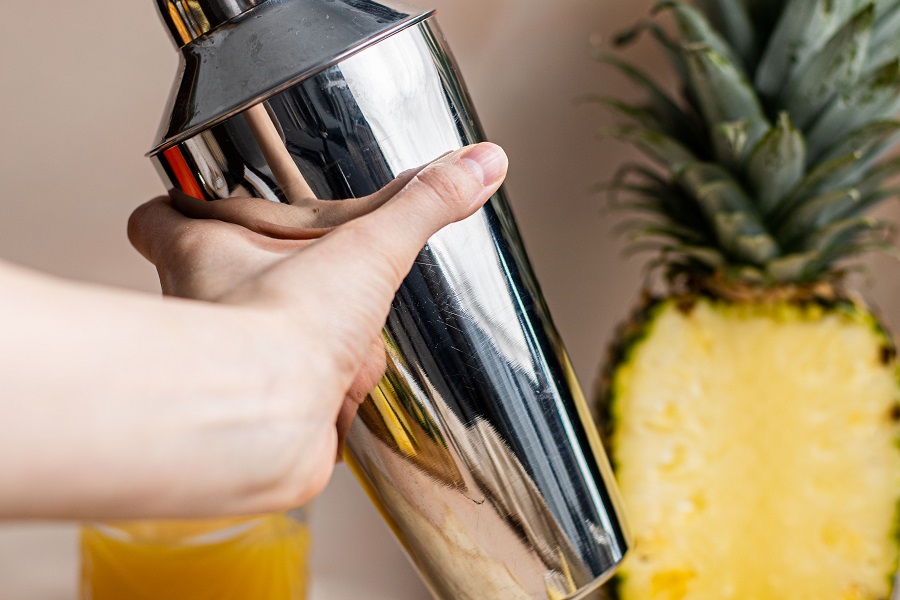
{"left": 0, "top": 0, "right": 897, "bottom": 598}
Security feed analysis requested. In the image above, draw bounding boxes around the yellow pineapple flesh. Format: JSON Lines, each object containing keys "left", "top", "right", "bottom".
{"left": 607, "top": 298, "right": 900, "bottom": 599}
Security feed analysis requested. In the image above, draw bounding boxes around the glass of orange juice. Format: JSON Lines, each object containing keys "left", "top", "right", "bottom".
{"left": 79, "top": 509, "right": 310, "bottom": 599}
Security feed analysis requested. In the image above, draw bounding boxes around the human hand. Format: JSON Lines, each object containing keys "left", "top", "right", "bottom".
{"left": 127, "top": 143, "right": 509, "bottom": 514}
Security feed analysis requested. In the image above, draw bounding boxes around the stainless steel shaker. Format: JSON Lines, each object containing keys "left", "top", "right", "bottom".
{"left": 148, "top": 1, "right": 631, "bottom": 597}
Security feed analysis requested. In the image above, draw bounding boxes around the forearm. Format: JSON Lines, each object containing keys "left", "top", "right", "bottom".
{"left": 0, "top": 260, "right": 297, "bottom": 519}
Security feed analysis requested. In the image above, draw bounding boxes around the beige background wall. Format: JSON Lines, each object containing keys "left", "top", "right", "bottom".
{"left": 1, "top": 1, "right": 897, "bottom": 597}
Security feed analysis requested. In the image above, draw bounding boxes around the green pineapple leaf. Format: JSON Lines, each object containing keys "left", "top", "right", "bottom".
{"left": 682, "top": 45, "right": 769, "bottom": 163}
{"left": 579, "top": 95, "right": 668, "bottom": 133}
{"left": 875, "top": 0, "right": 900, "bottom": 19}
{"left": 677, "top": 162, "right": 780, "bottom": 264}
{"left": 780, "top": 5, "right": 875, "bottom": 128}
{"left": 782, "top": 152, "right": 867, "bottom": 214}
{"left": 591, "top": 51, "right": 705, "bottom": 148}
{"left": 756, "top": 0, "right": 870, "bottom": 101}
{"left": 868, "top": 0, "right": 900, "bottom": 67}
{"left": 802, "top": 216, "right": 891, "bottom": 256}
{"left": 612, "top": 20, "right": 689, "bottom": 80}
{"left": 765, "top": 252, "right": 821, "bottom": 282}
{"left": 664, "top": 244, "right": 728, "bottom": 268}
{"left": 596, "top": 181, "right": 677, "bottom": 217}
{"left": 616, "top": 219, "right": 709, "bottom": 245}
{"left": 742, "top": 0, "right": 788, "bottom": 46}
{"left": 692, "top": 0, "right": 757, "bottom": 66}
{"left": 663, "top": 1, "right": 747, "bottom": 69}
{"left": 710, "top": 119, "right": 757, "bottom": 170}
{"left": 602, "top": 164, "right": 712, "bottom": 237}
{"left": 855, "top": 155, "right": 900, "bottom": 196}
{"left": 771, "top": 120, "right": 900, "bottom": 212}
{"left": 777, "top": 188, "right": 862, "bottom": 248}
{"left": 848, "top": 185, "right": 900, "bottom": 217}
{"left": 746, "top": 112, "right": 806, "bottom": 215}
{"left": 805, "top": 60, "right": 900, "bottom": 161}
{"left": 767, "top": 218, "right": 890, "bottom": 280}
{"left": 609, "top": 162, "right": 671, "bottom": 188}
{"left": 602, "top": 126, "right": 697, "bottom": 174}
{"left": 815, "top": 119, "right": 900, "bottom": 165}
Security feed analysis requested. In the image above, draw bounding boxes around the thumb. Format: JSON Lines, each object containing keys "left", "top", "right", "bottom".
{"left": 282, "top": 142, "right": 508, "bottom": 375}
{"left": 315, "top": 142, "right": 508, "bottom": 282}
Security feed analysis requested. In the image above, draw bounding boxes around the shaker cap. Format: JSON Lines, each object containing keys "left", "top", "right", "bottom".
{"left": 157, "top": 0, "right": 268, "bottom": 47}
{"left": 149, "top": 0, "right": 433, "bottom": 155}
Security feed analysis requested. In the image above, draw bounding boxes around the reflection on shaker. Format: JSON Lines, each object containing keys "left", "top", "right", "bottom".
{"left": 348, "top": 333, "right": 596, "bottom": 599}
{"left": 243, "top": 104, "right": 318, "bottom": 204}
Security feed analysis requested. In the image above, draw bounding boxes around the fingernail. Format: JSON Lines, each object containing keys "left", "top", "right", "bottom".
{"left": 460, "top": 143, "right": 508, "bottom": 186}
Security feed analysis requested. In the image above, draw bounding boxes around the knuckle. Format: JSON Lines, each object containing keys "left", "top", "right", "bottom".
{"left": 168, "top": 222, "right": 209, "bottom": 261}
{"left": 243, "top": 417, "right": 338, "bottom": 513}
{"left": 273, "top": 432, "right": 337, "bottom": 510}
{"left": 126, "top": 200, "right": 157, "bottom": 247}
{"left": 411, "top": 161, "right": 478, "bottom": 213}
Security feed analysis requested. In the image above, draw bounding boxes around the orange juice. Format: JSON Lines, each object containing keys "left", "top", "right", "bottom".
{"left": 80, "top": 513, "right": 309, "bottom": 599}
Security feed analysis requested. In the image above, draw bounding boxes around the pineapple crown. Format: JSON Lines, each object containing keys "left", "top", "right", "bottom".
{"left": 597, "top": 0, "right": 900, "bottom": 285}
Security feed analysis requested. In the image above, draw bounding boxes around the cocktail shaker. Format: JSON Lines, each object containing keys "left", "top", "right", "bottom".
{"left": 148, "top": 1, "right": 630, "bottom": 597}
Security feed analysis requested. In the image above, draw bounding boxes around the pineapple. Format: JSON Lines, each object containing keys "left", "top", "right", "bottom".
{"left": 594, "top": 1, "right": 900, "bottom": 598}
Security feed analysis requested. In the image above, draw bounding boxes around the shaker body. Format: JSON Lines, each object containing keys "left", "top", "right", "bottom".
{"left": 152, "top": 20, "right": 630, "bottom": 599}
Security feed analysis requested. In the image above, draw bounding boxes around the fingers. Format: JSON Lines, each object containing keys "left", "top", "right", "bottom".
{"left": 347, "top": 338, "right": 389, "bottom": 406}
{"left": 127, "top": 196, "right": 197, "bottom": 265}
{"left": 316, "top": 142, "right": 508, "bottom": 291}
{"left": 336, "top": 339, "right": 387, "bottom": 460}
{"left": 292, "top": 142, "right": 508, "bottom": 379}
{"left": 172, "top": 192, "right": 335, "bottom": 240}
{"left": 170, "top": 167, "right": 426, "bottom": 239}
{"left": 129, "top": 195, "right": 308, "bottom": 301}
{"left": 335, "top": 400, "right": 359, "bottom": 462}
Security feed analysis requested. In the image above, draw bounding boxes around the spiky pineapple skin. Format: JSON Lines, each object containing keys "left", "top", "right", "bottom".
{"left": 598, "top": 296, "right": 900, "bottom": 599}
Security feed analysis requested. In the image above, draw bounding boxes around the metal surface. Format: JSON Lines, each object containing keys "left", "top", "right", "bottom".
{"left": 155, "top": 0, "right": 267, "bottom": 46}
{"left": 150, "top": 15, "right": 630, "bottom": 600}
{"left": 150, "top": 0, "right": 433, "bottom": 153}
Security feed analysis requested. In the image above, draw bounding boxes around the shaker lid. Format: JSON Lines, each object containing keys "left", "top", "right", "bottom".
{"left": 149, "top": 0, "right": 434, "bottom": 155}
{"left": 157, "top": 0, "right": 268, "bottom": 48}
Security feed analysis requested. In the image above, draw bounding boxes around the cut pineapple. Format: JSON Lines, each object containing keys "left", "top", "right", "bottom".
{"left": 608, "top": 298, "right": 900, "bottom": 599}
{"left": 594, "top": 0, "right": 900, "bottom": 595}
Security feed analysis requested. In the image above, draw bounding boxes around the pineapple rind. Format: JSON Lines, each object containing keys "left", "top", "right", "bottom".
{"left": 596, "top": 298, "right": 669, "bottom": 464}
{"left": 601, "top": 297, "right": 900, "bottom": 600}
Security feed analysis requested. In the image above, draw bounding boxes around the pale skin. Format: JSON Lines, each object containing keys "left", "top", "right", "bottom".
{"left": 0, "top": 143, "right": 509, "bottom": 521}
